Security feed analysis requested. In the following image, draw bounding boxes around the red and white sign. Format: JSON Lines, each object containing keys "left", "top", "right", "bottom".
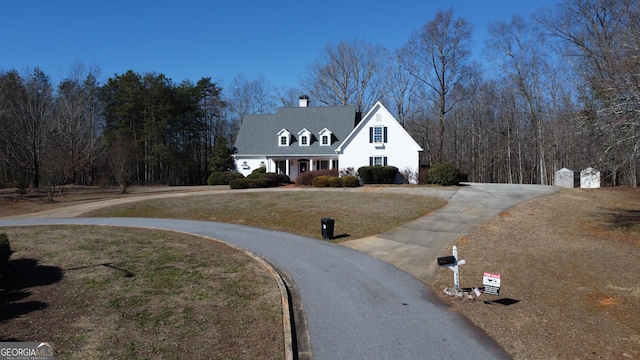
{"left": 482, "top": 272, "right": 501, "bottom": 295}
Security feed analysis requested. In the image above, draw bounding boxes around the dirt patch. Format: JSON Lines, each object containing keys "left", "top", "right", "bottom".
{"left": 433, "top": 187, "right": 640, "bottom": 359}
{"left": 0, "top": 226, "right": 284, "bottom": 359}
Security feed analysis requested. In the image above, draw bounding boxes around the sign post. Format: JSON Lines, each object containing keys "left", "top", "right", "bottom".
{"left": 437, "top": 246, "right": 465, "bottom": 291}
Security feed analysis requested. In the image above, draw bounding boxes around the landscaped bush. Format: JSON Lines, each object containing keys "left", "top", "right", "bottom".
{"left": 230, "top": 166, "right": 290, "bottom": 189}
{"left": 427, "top": 163, "right": 463, "bottom": 186}
{"left": 328, "top": 177, "right": 343, "bottom": 187}
{"left": 295, "top": 169, "right": 338, "bottom": 186}
{"left": 357, "top": 166, "right": 399, "bottom": 184}
{"left": 276, "top": 173, "right": 291, "bottom": 185}
{"left": 207, "top": 171, "right": 244, "bottom": 185}
{"left": 259, "top": 173, "right": 280, "bottom": 187}
{"left": 312, "top": 175, "right": 330, "bottom": 187}
{"left": 246, "top": 166, "right": 267, "bottom": 179}
{"left": 0, "top": 233, "right": 11, "bottom": 278}
{"left": 341, "top": 175, "right": 360, "bottom": 187}
{"left": 229, "top": 178, "right": 272, "bottom": 189}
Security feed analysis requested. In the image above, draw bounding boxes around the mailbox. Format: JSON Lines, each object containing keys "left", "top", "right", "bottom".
{"left": 437, "top": 255, "right": 457, "bottom": 266}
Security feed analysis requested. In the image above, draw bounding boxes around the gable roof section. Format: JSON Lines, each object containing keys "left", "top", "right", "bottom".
{"left": 234, "top": 106, "right": 357, "bottom": 156}
{"left": 336, "top": 101, "right": 423, "bottom": 153}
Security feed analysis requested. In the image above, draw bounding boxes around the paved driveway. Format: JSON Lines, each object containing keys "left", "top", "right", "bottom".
{"left": 0, "top": 183, "right": 558, "bottom": 359}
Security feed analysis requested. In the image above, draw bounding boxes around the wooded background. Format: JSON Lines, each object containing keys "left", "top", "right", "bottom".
{"left": 1, "top": 0, "right": 637, "bottom": 189}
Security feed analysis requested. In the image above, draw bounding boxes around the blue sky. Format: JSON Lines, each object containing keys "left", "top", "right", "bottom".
{"left": 1, "top": 0, "right": 560, "bottom": 89}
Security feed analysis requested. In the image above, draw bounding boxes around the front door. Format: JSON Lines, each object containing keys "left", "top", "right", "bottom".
{"left": 299, "top": 161, "right": 308, "bottom": 174}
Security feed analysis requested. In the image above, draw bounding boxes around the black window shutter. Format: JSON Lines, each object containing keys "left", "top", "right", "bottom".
{"left": 383, "top": 157, "right": 388, "bottom": 166}
{"left": 369, "top": 157, "right": 373, "bottom": 166}
{"left": 369, "top": 127, "right": 373, "bottom": 143}
{"left": 383, "top": 127, "right": 388, "bottom": 143}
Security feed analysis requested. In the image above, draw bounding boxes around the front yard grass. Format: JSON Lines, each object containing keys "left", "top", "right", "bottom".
{"left": 0, "top": 226, "right": 284, "bottom": 359}
{"left": 85, "top": 191, "right": 446, "bottom": 240}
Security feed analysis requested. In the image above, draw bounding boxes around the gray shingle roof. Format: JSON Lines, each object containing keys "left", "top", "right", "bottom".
{"left": 234, "top": 106, "right": 358, "bottom": 156}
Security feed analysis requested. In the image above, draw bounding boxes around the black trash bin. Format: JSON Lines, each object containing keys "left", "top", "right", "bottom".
{"left": 321, "top": 218, "right": 334, "bottom": 239}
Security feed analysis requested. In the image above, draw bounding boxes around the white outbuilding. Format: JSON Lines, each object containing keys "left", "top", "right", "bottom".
{"left": 580, "top": 167, "right": 601, "bottom": 188}
{"left": 554, "top": 167, "right": 579, "bottom": 188}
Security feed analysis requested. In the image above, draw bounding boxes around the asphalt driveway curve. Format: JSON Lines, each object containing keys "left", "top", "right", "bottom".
{"left": 0, "top": 183, "right": 558, "bottom": 359}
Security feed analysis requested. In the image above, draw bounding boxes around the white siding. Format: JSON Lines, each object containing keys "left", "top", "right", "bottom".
{"left": 234, "top": 156, "right": 268, "bottom": 177}
{"left": 338, "top": 103, "right": 422, "bottom": 183}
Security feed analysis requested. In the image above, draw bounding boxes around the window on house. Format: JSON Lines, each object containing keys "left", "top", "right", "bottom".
{"left": 321, "top": 135, "right": 329, "bottom": 145}
{"left": 280, "top": 136, "right": 288, "bottom": 146}
{"left": 370, "top": 156, "right": 387, "bottom": 166}
{"left": 317, "top": 160, "right": 329, "bottom": 170}
{"left": 301, "top": 136, "right": 308, "bottom": 145}
{"left": 369, "top": 126, "right": 387, "bottom": 143}
{"left": 275, "top": 160, "right": 286, "bottom": 174}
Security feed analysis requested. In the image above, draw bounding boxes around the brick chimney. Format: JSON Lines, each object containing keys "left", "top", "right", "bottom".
{"left": 299, "top": 95, "right": 310, "bottom": 107}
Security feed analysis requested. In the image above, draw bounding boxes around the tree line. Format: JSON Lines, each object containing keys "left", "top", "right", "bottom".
{"left": 1, "top": 0, "right": 638, "bottom": 189}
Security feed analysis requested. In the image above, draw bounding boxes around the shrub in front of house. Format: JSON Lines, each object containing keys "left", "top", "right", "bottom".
{"left": 0, "top": 233, "right": 11, "bottom": 278}
{"left": 229, "top": 178, "right": 273, "bottom": 189}
{"left": 295, "top": 169, "right": 338, "bottom": 186}
{"left": 312, "top": 175, "right": 331, "bottom": 187}
{"left": 207, "top": 171, "right": 244, "bottom": 185}
{"left": 247, "top": 166, "right": 267, "bottom": 179}
{"left": 427, "top": 163, "right": 463, "bottom": 186}
{"left": 328, "top": 177, "right": 343, "bottom": 187}
{"left": 357, "top": 166, "right": 399, "bottom": 184}
{"left": 276, "top": 173, "right": 291, "bottom": 185}
{"left": 341, "top": 175, "right": 360, "bottom": 187}
{"left": 259, "top": 173, "right": 281, "bottom": 187}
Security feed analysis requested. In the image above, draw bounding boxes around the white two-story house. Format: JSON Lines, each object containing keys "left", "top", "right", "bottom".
{"left": 233, "top": 96, "right": 423, "bottom": 183}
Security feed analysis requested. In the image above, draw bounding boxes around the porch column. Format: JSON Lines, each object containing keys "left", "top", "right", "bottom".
{"left": 286, "top": 159, "right": 290, "bottom": 176}
{"left": 310, "top": 159, "right": 314, "bottom": 171}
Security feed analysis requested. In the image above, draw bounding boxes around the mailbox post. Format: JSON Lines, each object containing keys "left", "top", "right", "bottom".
{"left": 437, "top": 246, "right": 465, "bottom": 291}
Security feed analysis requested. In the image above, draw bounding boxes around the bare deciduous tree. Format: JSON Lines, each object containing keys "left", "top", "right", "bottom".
{"left": 108, "top": 136, "right": 136, "bottom": 193}
{"left": 536, "top": 0, "right": 640, "bottom": 186}
{"left": 304, "top": 38, "right": 387, "bottom": 112}
{"left": 401, "top": 9, "right": 473, "bottom": 162}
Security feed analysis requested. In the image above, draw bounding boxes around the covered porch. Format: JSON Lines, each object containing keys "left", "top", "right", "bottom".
{"left": 269, "top": 157, "right": 339, "bottom": 180}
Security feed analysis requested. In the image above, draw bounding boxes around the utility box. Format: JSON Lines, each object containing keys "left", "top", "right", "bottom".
{"left": 321, "top": 218, "right": 334, "bottom": 240}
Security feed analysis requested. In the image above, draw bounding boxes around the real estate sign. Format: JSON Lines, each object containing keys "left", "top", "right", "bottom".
{"left": 482, "top": 272, "right": 501, "bottom": 296}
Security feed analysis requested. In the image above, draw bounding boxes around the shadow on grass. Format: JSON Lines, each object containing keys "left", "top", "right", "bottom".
{"left": 484, "top": 298, "right": 520, "bottom": 306}
{"left": 603, "top": 208, "right": 640, "bottom": 231}
{"left": 0, "top": 258, "right": 63, "bottom": 322}
{"left": 65, "top": 262, "right": 134, "bottom": 278}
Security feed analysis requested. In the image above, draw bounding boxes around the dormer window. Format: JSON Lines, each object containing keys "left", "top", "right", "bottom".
{"left": 277, "top": 128, "right": 291, "bottom": 146}
{"left": 297, "top": 128, "right": 311, "bottom": 147}
{"left": 318, "top": 128, "right": 333, "bottom": 146}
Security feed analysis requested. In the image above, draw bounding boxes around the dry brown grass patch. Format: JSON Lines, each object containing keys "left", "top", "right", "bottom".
{"left": 433, "top": 187, "right": 640, "bottom": 360}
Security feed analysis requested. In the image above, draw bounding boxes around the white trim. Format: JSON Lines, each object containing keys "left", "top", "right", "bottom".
{"left": 277, "top": 128, "right": 291, "bottom": 146}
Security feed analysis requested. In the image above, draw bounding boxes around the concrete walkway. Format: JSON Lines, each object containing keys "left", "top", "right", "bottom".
{"left": 341, "top": 183, "right": 559, "bottom": 283}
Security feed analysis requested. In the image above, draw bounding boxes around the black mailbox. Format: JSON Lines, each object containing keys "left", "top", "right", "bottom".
{"left": 437, "top": 256, "right": 457, "bottom": 266}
